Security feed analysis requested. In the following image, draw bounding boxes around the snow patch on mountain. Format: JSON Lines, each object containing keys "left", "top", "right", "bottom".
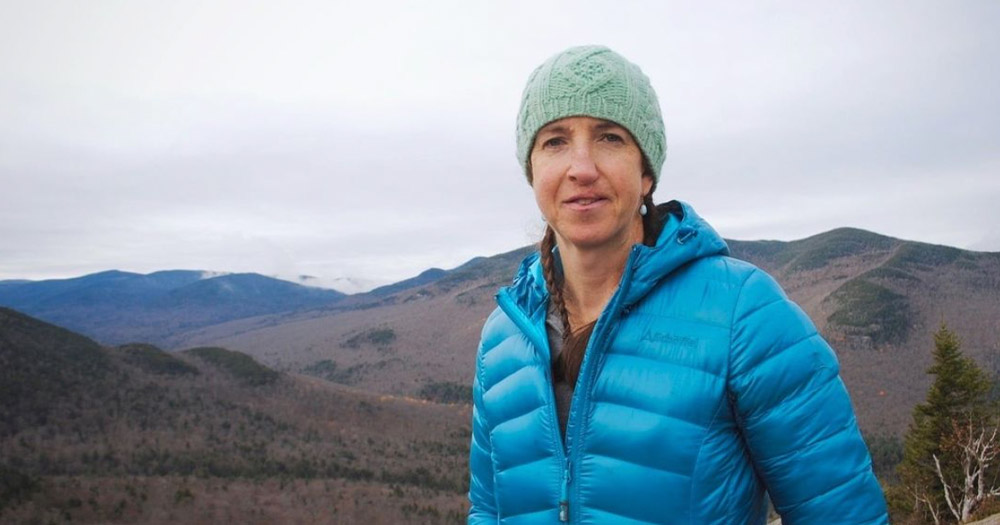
{"left": 271, "top": 274, "right": 386, "bottom": 295}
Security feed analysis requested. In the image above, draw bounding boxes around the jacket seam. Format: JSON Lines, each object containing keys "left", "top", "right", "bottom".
{"left": 585, "top": 450, "right": 693, "bottom": 478}
{"left": 688, "top": 389, "right": 728, "bottom": 525}
{"left": 742, "top": 330, "right": 817, "bottom": 374}
{"left": 623, "top": 309, "right": 731, "bottom": 330}
{"left": 724, "top": 268, "right": 765, "bottom": 521}
{"left": 740, "top": 338, "right": 832, "bottom": 424}
{"left": 488, "top": 401, "right": 545, "bottom": 431}
{"left": 583, "top": 504, "right": 664, "bottom": 525}
{"left": 726, "top": 268, "right": 758, "bottom": 405}
{"left": 732, "top": 296, "right": 784, "bottom": 325}
{"left": 754, "top": 400, "right": 852, "bottom": 466}
{"left": 592, "top": 398, "right": 720, "bottom": 429}
{"left": 475, "top": 326, "right": 500, "bottom": 518}
{"left": 778, "top": 465, "right": 872, "bottom": 516}
{"left": 606, "top": 351, "right": 726, "bottom": 379}
{"left": 477, "top": 333, "right": 492, "bottom": 425}
{"left": 697, "top": 267, "right": 755, "bottom": 524}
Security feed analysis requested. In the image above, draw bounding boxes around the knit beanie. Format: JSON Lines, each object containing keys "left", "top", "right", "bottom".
{"left": 516, "top": 45, "right": 666, "bottom": 182}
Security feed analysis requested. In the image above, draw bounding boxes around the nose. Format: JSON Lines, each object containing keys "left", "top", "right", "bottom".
{"left": 566, "top": 143, "right": 599, "bottom": 184}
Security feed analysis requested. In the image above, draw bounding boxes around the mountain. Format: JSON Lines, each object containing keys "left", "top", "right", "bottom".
{"left": 168, "top": 228, "right": 1000, "bottom": 438}
{"left": 0, "top": 271, "right": 347, "bottom": 345}
{"left": 3, "top": 227, "right": 997, "bottom": 438}
{"left": 4, "top": 228, "right": 998, "bottom": 521}
{"left": 0, "top": 270, "right": 204, "bottom": 309}
{"left": 0, "top": 307, "right": 469, "bottom": 523}
{"left": 369, "top": 267, "right": 450, "bottom": 296}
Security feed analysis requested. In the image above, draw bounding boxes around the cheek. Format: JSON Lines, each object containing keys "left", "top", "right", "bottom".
{"left": 530, "top": 163, "right": 560, "bottom": 208}
{"left": 532, "top": 179, "right": 558, "bottom": 216}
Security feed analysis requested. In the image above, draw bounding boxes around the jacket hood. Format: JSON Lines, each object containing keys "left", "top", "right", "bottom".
{"left": 501, "top": 200, "right": 729, "bottom": 321}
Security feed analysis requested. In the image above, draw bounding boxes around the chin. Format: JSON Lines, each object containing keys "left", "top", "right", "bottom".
{"left": 555, "top": 216, "right": 644, "bottom": 250}
{"left": 558, "top": 229, "right": 621, "bottom": 250}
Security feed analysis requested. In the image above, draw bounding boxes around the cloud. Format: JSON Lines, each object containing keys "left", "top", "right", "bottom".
{"left": 1, "top": 1, "right": 998, "bottom": 283}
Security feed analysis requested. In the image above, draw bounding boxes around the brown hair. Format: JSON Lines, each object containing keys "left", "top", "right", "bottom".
{"left": 536, "top": 158, "right": 661, "bottom": 388}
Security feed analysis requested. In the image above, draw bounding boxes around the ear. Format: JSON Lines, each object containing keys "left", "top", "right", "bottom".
{"left": 641, "top": 174, "right": 654, "bottom": 198}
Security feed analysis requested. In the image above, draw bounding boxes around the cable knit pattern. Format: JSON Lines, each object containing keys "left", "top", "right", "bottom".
{"left": 516, "top": 45, "right": 667, "bottom": 181}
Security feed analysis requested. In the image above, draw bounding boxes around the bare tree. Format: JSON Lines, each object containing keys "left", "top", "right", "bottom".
{"left": 931, "top": 414, "right": 1000, "bottom": 523}
{"left": 909, "top": 484, "right": 944, "bottom": 525}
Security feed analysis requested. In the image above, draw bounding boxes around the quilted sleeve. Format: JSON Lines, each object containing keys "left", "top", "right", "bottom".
{"left": 728, "top": 269, "right": 888, "bottom": 525}
{"left": 468, "top": 352, "right": 497, "bottom": 523}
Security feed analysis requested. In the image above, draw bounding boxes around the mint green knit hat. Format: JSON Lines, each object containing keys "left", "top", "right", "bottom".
{"left": 516, "top": 45, "right": 666, "bottom": 182}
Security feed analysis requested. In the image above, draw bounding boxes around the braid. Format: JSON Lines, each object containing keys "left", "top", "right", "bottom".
{"left": 540, "top": 226, "right": 571, "bottom": 342}
{"left": 542, "top": 225, "right": 592, "bottom": 389}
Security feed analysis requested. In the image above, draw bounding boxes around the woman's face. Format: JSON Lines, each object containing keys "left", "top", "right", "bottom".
{"left": 530, "top": 116, "right": 653, "bottom": 253}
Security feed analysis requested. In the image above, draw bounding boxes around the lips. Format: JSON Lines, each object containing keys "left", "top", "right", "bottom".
{"left": 564, "top": 194, "right": 608, "bottom": 210}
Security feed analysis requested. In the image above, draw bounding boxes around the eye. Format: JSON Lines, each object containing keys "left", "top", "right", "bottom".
{"left": 601, "top": 133, "right": 625, "bottom": 143}
{"left": 541, "top": 136, "right": 566, "bottom": 148}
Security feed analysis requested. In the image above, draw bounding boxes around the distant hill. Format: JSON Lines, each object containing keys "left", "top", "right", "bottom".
{"left": 3, "top": 227, "right": 998, "bottom": 437}
{"left": 728, "top": 227, "right": 1000, "bottom": 348}
{"left": 5, "top": 225, "right": 999, "bottom": 521}
{"left": 0, "top": 307, "right": 113, "bottom": 434}
{"left": 169, "top": 228, "right": 1000, "bottom": 438}
{"left": 369, "top": 267, "right": 449, "bottom": 296}
{"left": 0, "top": 307, "right": 469, "bottom": 523}
{"left": 0, "top": 271, "right": 347, "bottom": 345}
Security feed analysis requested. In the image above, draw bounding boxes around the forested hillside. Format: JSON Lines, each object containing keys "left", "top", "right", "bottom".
{"left": 0, "top": 308, "right": 468, "bottom": 523}
{"left": 3, "top": 227, "right": 999, "bottom": 523}
{"left": 172, "top": 229, "right": 1000, "bottom": 436}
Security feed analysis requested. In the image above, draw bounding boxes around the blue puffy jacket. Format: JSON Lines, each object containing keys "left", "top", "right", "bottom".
{"left": 468, "top": 201, "right": 888, "bottom": 524}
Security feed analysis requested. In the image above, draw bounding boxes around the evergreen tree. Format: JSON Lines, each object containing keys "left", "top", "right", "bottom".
{"left": 894, "top": 325, "right": 995, "bottom": 524}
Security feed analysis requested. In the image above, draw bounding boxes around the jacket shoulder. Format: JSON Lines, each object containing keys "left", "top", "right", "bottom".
{"left": 683, "top": 254, "right": 767, "bottom": 286}
{"left": 479, "top": 306, "right": 516, "bottom": 357}
{"left": 684, "top": 255, "right": 795, "bottom": 313}
{"left": 637, "top": 255, "right": 775, "bottom": 326}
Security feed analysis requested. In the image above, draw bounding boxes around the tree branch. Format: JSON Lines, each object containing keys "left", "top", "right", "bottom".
{"left": 933, "top": 453, "right": 961, "bottom": 522}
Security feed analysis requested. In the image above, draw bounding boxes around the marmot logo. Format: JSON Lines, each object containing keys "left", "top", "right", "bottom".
{"left": 640, "top": 328, "right": 698, "bottom": 348}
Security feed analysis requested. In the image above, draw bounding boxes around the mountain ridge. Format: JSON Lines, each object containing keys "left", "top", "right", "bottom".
{"left": 165, "top": 226, "right": 1000, "bottom": 438}
{"left": 2, "top": 226, "right": 998, "bottom": 438}
{"left": 0, "top": 271, "right": 347, "bottom": 345}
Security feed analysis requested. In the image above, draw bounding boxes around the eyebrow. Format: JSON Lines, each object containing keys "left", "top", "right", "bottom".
{"left": 537, "top": 119, "right": 624, "bottom": 135}
{"left": 538, "top": 124, "right": 570, "bottom": 135}
{"left": 593, "top": 121, "right": 624, "bottom": 131}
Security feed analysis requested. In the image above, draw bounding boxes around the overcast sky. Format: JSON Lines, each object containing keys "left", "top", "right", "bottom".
{"left": 2, "top": 1, "right": 998, "bottom": 289}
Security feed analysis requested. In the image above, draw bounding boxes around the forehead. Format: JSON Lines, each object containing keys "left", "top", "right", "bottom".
{"left": 537, "top": 116, "right": 625, "bottom": 134}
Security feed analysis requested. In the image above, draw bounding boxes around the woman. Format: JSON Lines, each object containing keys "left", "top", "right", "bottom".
{"left": 469, "top": 46, "right": 888, "bottom": 524}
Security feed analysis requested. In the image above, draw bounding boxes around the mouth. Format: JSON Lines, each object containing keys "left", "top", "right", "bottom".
{"left": 564, "top": 195, "right": 608, "bottom": 210}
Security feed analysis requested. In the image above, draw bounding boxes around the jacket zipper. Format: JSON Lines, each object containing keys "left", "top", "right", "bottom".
{"left": 496, "top": 245, "right": 639, "bottom": 524}
{"left": 496, "top": 290, "right": 570, "bottom": 519}
{"left": 559, "top": 458, "right": 572, "bottom": 522}
{"left": 563, "top": 245, "right": 639, "bottom": 523}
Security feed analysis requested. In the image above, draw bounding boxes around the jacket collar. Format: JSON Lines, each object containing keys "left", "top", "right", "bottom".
{"left": 500, "top": 200, "right": 729, "bottom": 320}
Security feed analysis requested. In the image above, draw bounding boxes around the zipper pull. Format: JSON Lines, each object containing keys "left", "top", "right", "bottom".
{"left": 559, "top": 461, "right": 571, "bottom": 522}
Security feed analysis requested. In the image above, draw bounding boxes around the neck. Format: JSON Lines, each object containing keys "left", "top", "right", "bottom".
{"left": 556, "top": 220, "right": 643, "bottom": 328}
